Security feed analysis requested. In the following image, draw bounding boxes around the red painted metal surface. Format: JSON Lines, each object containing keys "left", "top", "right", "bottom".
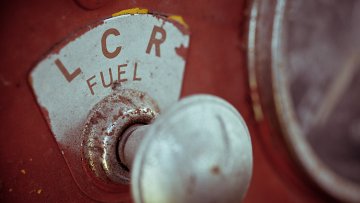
{"left": 0, "top": 0, "right": 330, "bottom": 202}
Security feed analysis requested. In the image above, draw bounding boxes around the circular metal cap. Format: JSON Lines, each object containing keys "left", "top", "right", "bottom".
{"left": 131, "top": 95, "right": 253, "bottom": 203}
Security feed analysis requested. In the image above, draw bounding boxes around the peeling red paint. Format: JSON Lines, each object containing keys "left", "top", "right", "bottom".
{"left": 147, "top": 10, "right": 190, "bottom": 36}
{"left": 175, "top": 44, "right": 188, "bottom": 61}
{"left": 148, "top": 11, "right": 167, "bottom": 21}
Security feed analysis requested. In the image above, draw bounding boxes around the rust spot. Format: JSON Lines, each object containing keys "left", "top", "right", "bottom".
{"left": 211, "top": 166, "right": 221, "bottom": 175}
{"left": 111, "top": 81, "right": 121, "bottom": 90}
{"left": 175, "top": 44, "right": 188, "bottom": 61}
{"left": 112, "top": 115, "right": 119, "bottom": 121}
{"left": 140, "top": 93, "right": 145, "bottom": 100}
{"left": 119, "top": 110, "right": 124, "bottom": 116}
{"left": 112, "top": 108, "right": 125, "bottom": 121}
{"left": 117, "top": 95, "right": 133, "bottom": 105}
{"left": 134, "top": 109, "right": 141, "bottom": 115}
{"left": 89, "top": 111, "right": 106, "bottom": 125}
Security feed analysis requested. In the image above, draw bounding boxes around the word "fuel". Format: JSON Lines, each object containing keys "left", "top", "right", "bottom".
{"left": 86, "top": 62, "right": 141, "bottom": 95}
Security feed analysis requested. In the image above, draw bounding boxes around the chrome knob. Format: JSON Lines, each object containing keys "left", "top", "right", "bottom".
{"left": 119, "top": 95, "right": 253, "bottom": 203}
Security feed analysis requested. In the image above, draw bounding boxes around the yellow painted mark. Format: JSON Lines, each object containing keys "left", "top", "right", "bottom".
{"left": 112, "top": 8, "right": 148, "bottom": 17}
{"left": 253, "top": 104, "right": 264, "bottom": 122}
{"left": 20, "top": 169, "right": 26, "bottom": 175}
{"left": 168, "top": 15, "right": 189, "bottom": 29}
{"left": 250, "top": 91, "right": 264, "bottom": 122}
{"left": 37, "top": 189, "right": 42, "bottom": 194}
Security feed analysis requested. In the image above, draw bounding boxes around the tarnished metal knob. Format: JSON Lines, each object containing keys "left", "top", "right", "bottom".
{"left": 119, "top": 95, "right": 253, "bottom": 203}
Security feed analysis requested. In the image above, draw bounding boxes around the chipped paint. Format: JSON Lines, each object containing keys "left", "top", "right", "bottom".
{"left": 168, "top": 15, "right": 189, "bottom": 29}
{"left": 112, "top": 8, "right": 148, "bottom": 17}
{"left": 175, "top": 44, "right": 188, "bottom": 61}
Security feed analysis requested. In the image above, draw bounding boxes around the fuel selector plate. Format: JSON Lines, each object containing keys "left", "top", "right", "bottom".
{"left": 29, "top": 9, "right": 190, "bottom": 202}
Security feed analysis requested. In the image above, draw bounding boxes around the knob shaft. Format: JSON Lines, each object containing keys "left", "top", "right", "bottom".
{"left": 120, "top": 95, "right": 253, "bottom": 203}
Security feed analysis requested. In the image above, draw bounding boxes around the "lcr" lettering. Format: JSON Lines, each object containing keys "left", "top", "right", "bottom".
{"left": 55, "top": 25, "right": 168, "bottom": 95}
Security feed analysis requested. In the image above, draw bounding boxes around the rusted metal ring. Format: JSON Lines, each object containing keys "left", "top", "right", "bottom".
{"left": 82, "top": 89, "right": 159, "bottom": 185}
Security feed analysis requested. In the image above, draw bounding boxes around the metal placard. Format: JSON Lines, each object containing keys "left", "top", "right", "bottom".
{"left": 30, "top": 11, "right": 190, "bottom": 202}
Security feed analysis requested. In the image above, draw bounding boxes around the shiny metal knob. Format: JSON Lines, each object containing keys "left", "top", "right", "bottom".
{"left": 119, "top": 95, "right": 253, "bottom": 203}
